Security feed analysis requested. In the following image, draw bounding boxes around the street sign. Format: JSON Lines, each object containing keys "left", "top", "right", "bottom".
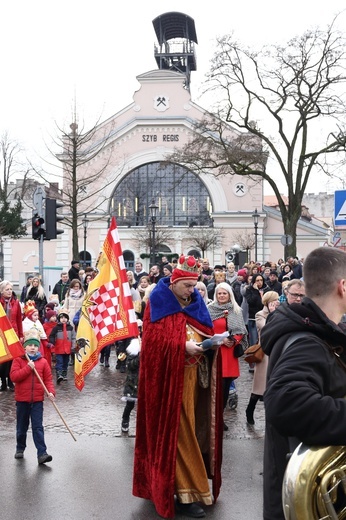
{"left": 333, "top": 231, "right": 341, "bottom": 247}
{"left": 33, "top": 186, "right": 45, "bottom": 214}
{"left": 280, "top": 234, "right": 293, "bottom": 246}
{"left": 334, "top": 190, "right": 346, "bottom": 226}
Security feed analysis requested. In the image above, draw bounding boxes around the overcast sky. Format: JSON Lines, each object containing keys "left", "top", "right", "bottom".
{"left": 2, "top": 0, "right": 346, "bottom": 193}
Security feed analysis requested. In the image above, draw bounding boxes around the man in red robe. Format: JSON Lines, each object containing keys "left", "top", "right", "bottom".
{"left": 133, "top": 255, "right": 223, "bottom": 519}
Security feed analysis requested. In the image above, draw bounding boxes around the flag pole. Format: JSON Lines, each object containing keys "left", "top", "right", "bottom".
{"left": 25, "top": 354, "right": 77, "bottom": 442}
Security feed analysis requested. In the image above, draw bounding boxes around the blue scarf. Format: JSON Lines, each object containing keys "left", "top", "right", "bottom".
{"left": 26, "top": 352, "right": 42, "bottom": 361}
{"left": 149, "top": 277, "right": 213, "bottom": 327}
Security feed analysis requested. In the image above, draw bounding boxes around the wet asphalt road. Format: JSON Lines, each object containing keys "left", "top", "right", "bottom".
{"left": 0, "top": 352, "right": 265, "bottom": 519}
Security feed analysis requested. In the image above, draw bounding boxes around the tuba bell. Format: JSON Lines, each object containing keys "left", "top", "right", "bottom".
{"left": 282, "top": 443, "right": 346, "bottom": 519}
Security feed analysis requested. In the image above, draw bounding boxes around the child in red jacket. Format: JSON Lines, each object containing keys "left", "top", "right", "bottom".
{"left": 10, "top": 333, "right": 55, "bottom": 464}
{"left": 43, "top": 310, "right": 58, "bottom": 367}
{"left": 49, "top": 309, "right": 76, "bottom": 384}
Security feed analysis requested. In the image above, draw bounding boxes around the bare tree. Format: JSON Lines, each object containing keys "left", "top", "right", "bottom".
{"left": 187, "top": 227, "right": 224, "bottom": 257}
{"left": 170, "top": 19, "right": 346, "bottom": 257}
{"left": 130, "top": 226, "right": 176, "bottom": 261}
{"left": 41, "top": 113, "right": 118, "bottom": 260}
{"left": 230, "top": 231, "right": 256, "bottom": 262}
{"left": 231, "top": 231, "right": 255, "bottom": 251}
{"left": 0, "top": 132, "right": 28, "bottom": 238}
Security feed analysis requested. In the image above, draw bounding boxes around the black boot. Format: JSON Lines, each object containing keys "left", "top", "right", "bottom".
{"left": 56, "top": 372, "right": 63, "bottom": 384}
{"left": 246, "top": 393, "right": 260, "bottom": 425}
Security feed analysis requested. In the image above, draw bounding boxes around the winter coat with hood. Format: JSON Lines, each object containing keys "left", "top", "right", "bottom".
{"left": 261, "top": 298, "right": 346, "bottom": 520}
{"left": 10, "top": 353, "right": 55, "bottom": 402}
{"left": 49, "top": 321, "right": 76, "bottom": 355}
{"left": 245, "top": 274, "right": 266, "bottom": 319}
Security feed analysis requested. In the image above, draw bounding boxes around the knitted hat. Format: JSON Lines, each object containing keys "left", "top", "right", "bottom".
{"left": 237, "top": 268, "right": 248, "bottom": 279}
{"left": 170, "top": 255, "right": 200, "bottom": 283}
{"left": 46, "top": 302, "right": 56, "bottom": 311}
{"left": 58, "top": 309, "right": 69, "bottom": 321}
{"left": 23, "top": 300, "right": 37, "bottom": 319}
{"left": 23, "top": 337, "right": 40, "bottom": 348}
{"left": 23, "top": 328, "right": 41, "bottom": 348}
{"left": 46, "top": 310, "right": 57, "bottom": 320}
{"left": 71, "top": 260, "right": 79, "bottom": 265}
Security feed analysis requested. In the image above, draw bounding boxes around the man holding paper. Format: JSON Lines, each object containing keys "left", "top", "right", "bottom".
{"left": 133, "top": 255, "right": 223, "bottom": 519}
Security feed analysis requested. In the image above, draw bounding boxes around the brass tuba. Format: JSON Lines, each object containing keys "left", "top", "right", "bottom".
{"left": 282, "top": 443, "right": 346, "bottom": 519}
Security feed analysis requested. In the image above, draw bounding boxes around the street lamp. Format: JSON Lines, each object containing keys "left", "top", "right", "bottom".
{"left": 252, "top": 208, "right": 259, "bottom": 262}
{"left": 82, "top": 214, "right": 89, "bottom": 268}
{"left": 149, "top": 199, "right": 159, "bottom": 267}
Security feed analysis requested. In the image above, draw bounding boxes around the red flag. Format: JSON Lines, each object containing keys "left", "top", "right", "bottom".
{"left": 74, "top": 217, "right": 139, "bottom": 390}
{"left": 0, "top": 303, "right": 23, "bottom": 364}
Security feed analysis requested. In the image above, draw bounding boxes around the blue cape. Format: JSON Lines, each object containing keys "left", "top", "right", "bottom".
{"left": 149, "top": 277, "right": 213, "bottom": 327}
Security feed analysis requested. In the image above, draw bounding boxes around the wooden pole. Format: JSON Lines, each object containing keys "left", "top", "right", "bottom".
{"left": 25, "top": 354, "right": 77, "bottom": 441}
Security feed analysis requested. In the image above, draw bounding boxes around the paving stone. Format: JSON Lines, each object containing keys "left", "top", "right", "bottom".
{"left": 0, "top": 357, "right": 265, "bottom": 440}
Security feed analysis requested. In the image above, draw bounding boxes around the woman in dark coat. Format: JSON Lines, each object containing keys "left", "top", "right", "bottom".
{"left": 245, "top": 273, "right": 266, "bottom": 345}
{"left": 25, "top": 276, "right": 47, "bottom": 322}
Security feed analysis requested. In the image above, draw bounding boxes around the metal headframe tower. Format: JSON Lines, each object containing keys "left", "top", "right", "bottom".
{"left": 153, "top": 12, "right": 198, "bottom": 91}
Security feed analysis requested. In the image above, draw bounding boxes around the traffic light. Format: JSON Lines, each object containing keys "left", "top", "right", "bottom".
{"left": 32, "top": 213, "right": 45, "bottom": 240}
{"left": 45, "top": 198, "right": 65, "bottom": 240}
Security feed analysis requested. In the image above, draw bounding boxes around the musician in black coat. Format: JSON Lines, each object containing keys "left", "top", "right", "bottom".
{"left": 261, "top": 247, "right": 346, "bottom": 520}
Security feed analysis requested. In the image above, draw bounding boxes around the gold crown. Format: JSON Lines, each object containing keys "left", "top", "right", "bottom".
{"left": 23, "top": 300, "right": 37, "bottom": 316}
{"left": 176, "top": 255, "right": 200, "bottom": 273}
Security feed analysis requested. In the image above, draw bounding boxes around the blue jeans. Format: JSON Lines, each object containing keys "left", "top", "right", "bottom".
{"left": 55, "top": 354, "right": 69, "bottom": 373}
{"left": 16, "top": 401, "right": 47, "bottom": 457}
{"left": 247, "top": 319, "right": 259, "bottom": 346}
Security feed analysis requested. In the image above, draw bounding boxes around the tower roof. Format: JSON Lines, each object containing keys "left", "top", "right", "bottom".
{"left": 152, "top": 12, "right": 198, "bottom": 44}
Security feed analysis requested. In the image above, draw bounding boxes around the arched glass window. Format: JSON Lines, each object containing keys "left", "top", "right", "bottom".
{"left": 79, "top": 251, "right": 91, "bottom": 267}
{"left": 123, "top": 250, "right": 135, "bottom": 271}
{"left": 111, "top": 162, "right": 212, "bottom": 227}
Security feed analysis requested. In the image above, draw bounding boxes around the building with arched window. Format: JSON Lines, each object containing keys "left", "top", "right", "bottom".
{"left": 3, "top": 12, "right": 331, "bottom": 291}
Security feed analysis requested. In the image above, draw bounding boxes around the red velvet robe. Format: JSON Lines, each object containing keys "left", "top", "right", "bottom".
{"left": 133, "top": 279, "right": 223, "bottom": 518}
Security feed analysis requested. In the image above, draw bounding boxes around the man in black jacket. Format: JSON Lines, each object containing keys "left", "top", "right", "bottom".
{"left": 263, "top": 270, "right": 282, "bottom": 296}
{"left": 68, "top": 260, "right": 80, "bottom": 281}
{"left": 52, "top": 272, "right": 70, "bottom": 303}
{"left": 261, "top": 247, "right": 346, "bottom": 520}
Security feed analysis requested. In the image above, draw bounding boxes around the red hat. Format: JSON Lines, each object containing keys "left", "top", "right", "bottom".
{"left": 237, "top": 269, "right": 248, "bottom": 279}
{"left": 170, "top": 255, "right": 200, "bottom": 283}
{"left": 46, "top": 310, "right": 57, "bottom": 320}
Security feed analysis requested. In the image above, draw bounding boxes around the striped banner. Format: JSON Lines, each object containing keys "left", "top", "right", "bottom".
{"left": 0, "top": 303, "right": 23, "bottom": 363}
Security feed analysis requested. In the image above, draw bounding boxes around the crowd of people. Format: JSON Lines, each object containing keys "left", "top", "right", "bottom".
{"left": 3, "top": 250, "right": 346, "bottom": 520}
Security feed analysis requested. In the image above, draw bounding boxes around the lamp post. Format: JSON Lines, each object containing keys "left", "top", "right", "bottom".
{"left": 149, "top": 199, "right": 159, "bottom": 267}
{"left": 252, "top": 208, "right": 259, "bottom": 262}
{"left": 82, "top": 214, "right": 89, "bottom": 268}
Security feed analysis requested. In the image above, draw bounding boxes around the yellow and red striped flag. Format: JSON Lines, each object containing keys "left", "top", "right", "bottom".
{"left": 74, "top": 217, "right": 139, "bottom": 390}
{"left": 0, "top": 303, "right": 23, "bottom": 363}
